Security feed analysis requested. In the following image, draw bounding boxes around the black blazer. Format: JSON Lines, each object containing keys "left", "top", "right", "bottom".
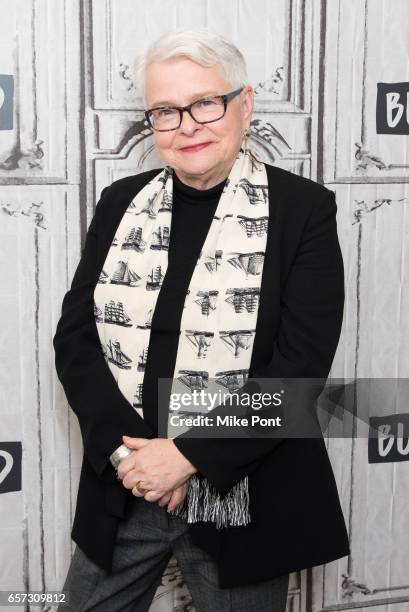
{"left": 53, "top": 162, "right": 350, "bottom": 589}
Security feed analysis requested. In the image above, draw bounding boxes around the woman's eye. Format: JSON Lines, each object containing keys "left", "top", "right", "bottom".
{"left": 158, "top": 109, "right": 175, "bottom": 117}
{"left": 151, "top": 108, "right": 176, "bottom": 119}
{"left": 197, "top": 99, "right": 216, "bottom": 108}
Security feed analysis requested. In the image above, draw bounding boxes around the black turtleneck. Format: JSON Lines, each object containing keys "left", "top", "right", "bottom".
{"left": 142, "top": 170, "right": 227, "bottom": 435}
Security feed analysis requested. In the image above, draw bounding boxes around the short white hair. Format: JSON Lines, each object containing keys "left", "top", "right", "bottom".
{"left": 134, "top": 26, "right": 249, "bottom": 106}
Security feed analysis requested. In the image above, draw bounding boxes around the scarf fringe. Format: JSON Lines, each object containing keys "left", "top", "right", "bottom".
{"left": 167, "top": 474, "right": 251, "bottom": 528}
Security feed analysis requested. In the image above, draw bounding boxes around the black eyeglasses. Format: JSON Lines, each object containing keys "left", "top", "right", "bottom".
{"left": 144, "top": 87, "right": 245, "bottom": 132}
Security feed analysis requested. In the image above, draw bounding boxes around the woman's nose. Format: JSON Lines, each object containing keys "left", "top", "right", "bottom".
{"left": 179, "top": 109, "right": 201, "bottom": 134}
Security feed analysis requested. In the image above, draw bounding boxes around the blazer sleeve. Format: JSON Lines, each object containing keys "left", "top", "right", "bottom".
{"left": 173, "top": 188, "right": 345, "bottom": 496}
{"left": 53, "top": 186, "right": 155, "bottom": 483}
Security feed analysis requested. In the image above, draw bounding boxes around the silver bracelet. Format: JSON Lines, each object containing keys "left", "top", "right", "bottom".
{"left": 110, "top": 444, "right": 133, "bottom": 469}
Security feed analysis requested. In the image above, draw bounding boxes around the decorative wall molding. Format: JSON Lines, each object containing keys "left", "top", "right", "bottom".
{"left": 1, "top": 199, "right": 46, "bottom": 229}
{"left": 0, "top": 0, "right": 81, "bottom": 184}
{"left": 323, "top": 0, "right": 409, "bottom": 182}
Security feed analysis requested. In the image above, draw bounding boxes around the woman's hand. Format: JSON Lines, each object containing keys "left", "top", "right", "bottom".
{"left": 156, "top": 481, "right": 188, "bottom": 511}
{"left": 116, "top": 436, "right": 197, "bottom": 503}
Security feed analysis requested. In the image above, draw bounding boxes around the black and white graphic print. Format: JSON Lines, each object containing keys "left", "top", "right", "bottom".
{"left": 0, "top": 443, "right": 21, "bottom": 494}
{"left": 93, "top": 137, "right": 269, "bottom": 436}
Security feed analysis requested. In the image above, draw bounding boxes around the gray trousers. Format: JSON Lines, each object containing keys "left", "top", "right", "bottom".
{"left": 59, "top": 496, "right": 289, "bottom": 611}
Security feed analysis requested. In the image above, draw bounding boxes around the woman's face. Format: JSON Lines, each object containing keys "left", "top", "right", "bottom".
{"left": 144, "top": 57, "right": 254, "bottom": 189}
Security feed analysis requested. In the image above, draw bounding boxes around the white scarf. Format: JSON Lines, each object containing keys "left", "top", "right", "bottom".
{"left": 93, "top": 136, "right": 269, "bottom": 528}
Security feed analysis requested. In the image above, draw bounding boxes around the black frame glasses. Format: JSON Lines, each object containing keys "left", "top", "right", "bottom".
{"left": 144, "top": 87, "right": 245, "bottom": 132}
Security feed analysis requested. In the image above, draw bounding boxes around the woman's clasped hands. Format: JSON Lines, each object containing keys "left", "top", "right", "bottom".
{"left": 116, "top": 435, "right": 197, "bottom": 512}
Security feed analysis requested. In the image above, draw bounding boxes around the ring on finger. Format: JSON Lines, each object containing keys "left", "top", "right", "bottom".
{"left": 133, "top": 480, "right": 150, "bottom": 496}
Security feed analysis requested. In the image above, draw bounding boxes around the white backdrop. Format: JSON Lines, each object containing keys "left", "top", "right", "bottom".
{"left": 1, "top": 1, "right": 408, "bottom": 610}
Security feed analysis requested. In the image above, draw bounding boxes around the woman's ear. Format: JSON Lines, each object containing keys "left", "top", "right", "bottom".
{"left": 242, "top": 85, "right": 254, "bottom": 124}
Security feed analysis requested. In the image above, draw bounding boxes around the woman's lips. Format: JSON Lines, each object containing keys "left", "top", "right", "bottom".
{"left": 179, "top": 142, "right": 212, "bottom": 153}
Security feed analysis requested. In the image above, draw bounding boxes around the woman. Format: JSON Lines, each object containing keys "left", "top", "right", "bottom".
{"left": 54, "top": 27, "right": 349, "bottom": 611}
